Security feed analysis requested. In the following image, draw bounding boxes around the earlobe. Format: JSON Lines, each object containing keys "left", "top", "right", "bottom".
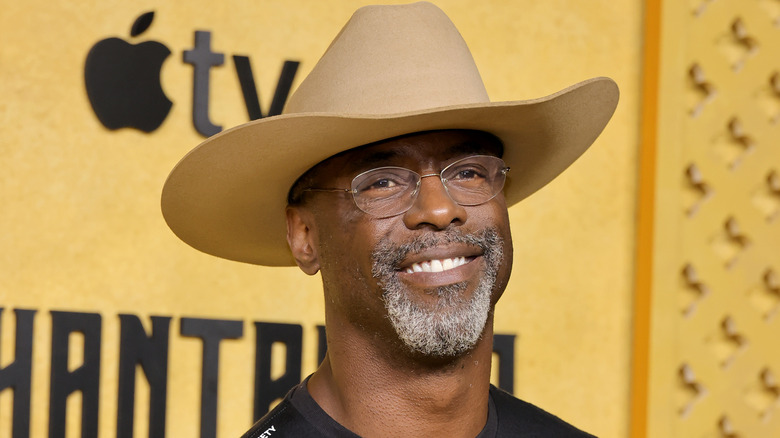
{"left": 286, "top": 206, "right": 320, "bottom": 275}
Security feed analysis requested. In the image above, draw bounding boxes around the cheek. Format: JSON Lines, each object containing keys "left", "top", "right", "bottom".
{"left": 313, "top": 205, "right": 387, "bottom": 293}
{"left": 476, "top": 198, "right": 513, "bottom": 294}
{"left": 495, "top": 201, "right": 513, "bottom": 262}
{"left": 497, "top": 209, "right": 513, "bottom": 292}
{"left": 315, "top": 212, "right": 398, "bottom": 328}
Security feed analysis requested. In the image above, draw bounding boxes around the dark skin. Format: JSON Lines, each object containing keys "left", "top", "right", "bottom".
{"left": 286, "top": 130, "right": 514, "bottom": 438}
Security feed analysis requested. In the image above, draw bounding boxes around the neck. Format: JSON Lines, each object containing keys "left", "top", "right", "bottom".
{"left": 308, "top": 312, "right": 495, "bottom": 438}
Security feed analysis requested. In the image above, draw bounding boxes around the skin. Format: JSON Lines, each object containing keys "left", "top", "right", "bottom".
{"left": 285, "top": 130, "right": 514, "bottom": 438}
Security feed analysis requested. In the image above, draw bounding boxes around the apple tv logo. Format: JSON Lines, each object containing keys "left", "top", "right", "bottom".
{"left": 85, "top": 12, "right": 172, "bottom": 133}
{"left": 84, "top": 11, "right": 299, "bottom": 137}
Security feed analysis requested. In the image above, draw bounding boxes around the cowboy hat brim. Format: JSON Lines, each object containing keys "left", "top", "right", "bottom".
{"left": 161, "top": 76, "right": 618, "bottom": 266}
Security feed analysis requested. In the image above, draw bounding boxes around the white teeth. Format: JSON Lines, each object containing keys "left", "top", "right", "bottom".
{"left": 407, "top": 257, "right": 468, "bottom": 273}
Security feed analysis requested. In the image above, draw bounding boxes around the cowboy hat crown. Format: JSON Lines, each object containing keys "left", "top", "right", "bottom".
{"left": 284, "top": 2, "right": 489, "bottom": 115}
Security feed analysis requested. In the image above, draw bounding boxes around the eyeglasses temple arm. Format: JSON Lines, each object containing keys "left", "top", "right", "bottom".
{"left": 302, "top": 188, "right": 355, "bottom": 193}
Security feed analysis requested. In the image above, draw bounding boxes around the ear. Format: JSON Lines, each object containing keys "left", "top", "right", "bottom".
{"left": 286, "top": 205, "right": 320, "bottom": 275}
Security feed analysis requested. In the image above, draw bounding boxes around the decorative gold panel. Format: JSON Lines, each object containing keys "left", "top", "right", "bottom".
{"left": 639, "top": 0, "right": 780, "bottom": 436}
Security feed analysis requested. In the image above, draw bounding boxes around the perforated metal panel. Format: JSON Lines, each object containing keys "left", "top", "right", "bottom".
{"left": 639, "top": 0, "right": 780, "bottom": 436}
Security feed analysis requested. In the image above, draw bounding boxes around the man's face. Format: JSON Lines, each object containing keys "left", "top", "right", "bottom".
{"left": 288, "top": 130, "right": 513, "bottom": 359}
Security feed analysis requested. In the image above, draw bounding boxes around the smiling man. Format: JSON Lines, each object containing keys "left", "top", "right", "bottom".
{"left": 161, "top": 2, "right": 618, "bottom": 437}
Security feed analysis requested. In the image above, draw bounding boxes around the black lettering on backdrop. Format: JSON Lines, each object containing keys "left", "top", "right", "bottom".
{"left": 49, "top": 311, "right": 102, "bottom": 438}
{"left": 0, "top": 307, "right": 518, "bottom": 434}
{"left": 117, "top": 315, "right": 171, "bottom": 438}
{"left": 233, "top": 57, "right": 300, "bottom": 121}
{"left": 253, "top": 322, "right": 302, "bottom": 420}
{"left": 0, "top": 308, "right": 35, "bottom": 438}
{"left": 492, "top": 334, "right": 516, "bottom": 394}
{"left": 180, "top": 317, "right": 243, "bottom": 438}
{"left": 183, "top": 30, "right": 225, "bottom": 137}
{"left": 268, "top": 60, "right": 300, "bottom": 117}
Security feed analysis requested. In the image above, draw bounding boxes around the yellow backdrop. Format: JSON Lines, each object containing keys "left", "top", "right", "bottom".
{"left": 633, "top": 1, "right": 780, "bottom": 437}
{"left": 0, "top": 1, "right": 640, "bottom": 437}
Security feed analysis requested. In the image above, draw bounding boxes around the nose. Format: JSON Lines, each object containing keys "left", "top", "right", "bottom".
{"left": 402, "top": 174, "right": 467, "bottom": 230}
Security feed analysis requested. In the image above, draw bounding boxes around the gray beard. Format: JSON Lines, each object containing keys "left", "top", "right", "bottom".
{"left": 371, "top": 228, "right": 503, "bottom": 358}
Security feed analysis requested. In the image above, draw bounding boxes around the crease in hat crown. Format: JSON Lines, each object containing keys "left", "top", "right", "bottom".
{"left": 283, "top": 2, "right": 490, "bottom": 115}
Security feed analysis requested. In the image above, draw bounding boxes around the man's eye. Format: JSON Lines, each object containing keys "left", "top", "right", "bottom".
{"left": 360, "top": 177, "right": 403, "bottom": 193}
{"left": 451, "top": 168, "right": 485, "bottom": 180}
{"left": 368, "top": 178, "right": 396, "bottom": 189}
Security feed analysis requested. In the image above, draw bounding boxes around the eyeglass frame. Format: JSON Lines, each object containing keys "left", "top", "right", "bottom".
{"left": 300, "top": 154, "right": 510, "bottom": 218}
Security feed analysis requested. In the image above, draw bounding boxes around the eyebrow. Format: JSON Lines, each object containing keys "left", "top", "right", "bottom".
{"left": 445, "top": 139, "right": 503, "bottom": 158}
{"left": 351, "top": 150, "right": 402, "bottom": 170}
{"left": 347, "top": 135, "right": 504, "bottom": 172}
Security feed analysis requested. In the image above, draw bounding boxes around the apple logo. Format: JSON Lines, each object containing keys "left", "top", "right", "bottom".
{"left": 85, "top": 12, "right": 173, "bottom": 133}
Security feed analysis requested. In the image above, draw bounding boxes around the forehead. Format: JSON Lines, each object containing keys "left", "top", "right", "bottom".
{"left": 312, "top": 129, "right": 503, "bottom": 180}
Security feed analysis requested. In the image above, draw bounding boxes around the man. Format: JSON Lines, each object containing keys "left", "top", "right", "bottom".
{"left": 162, "top": 2, "right": 618, "bottom": 437}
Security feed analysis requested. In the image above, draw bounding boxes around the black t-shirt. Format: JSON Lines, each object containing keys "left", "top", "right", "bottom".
{"left": 241, "top": 378, "right": 595, "bottom": 437}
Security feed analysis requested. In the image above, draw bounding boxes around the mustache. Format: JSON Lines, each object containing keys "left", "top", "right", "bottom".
{"left": 371, "top": 228, "right": 502, "bottom": 279}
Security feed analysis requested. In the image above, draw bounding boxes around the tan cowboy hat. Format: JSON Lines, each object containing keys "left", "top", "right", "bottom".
{"left": 161, "top": 1, "right": 619, "bottom": 266}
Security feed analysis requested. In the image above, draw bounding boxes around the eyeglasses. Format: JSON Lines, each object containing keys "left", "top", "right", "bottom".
{"left": 302, "top": 155, "right": 510, "bottom": 218}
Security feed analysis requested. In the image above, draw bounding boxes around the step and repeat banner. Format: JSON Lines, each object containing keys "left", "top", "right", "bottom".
{"left": 1, "top": 1, "right": 639, "bottom": 437}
